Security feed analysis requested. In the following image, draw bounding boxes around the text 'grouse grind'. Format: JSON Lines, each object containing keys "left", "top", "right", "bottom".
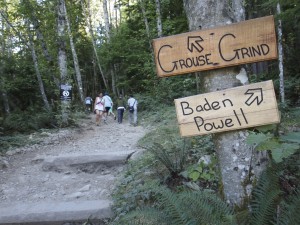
{"left": 152, "top": 16, "right": 277, "bottom": 77}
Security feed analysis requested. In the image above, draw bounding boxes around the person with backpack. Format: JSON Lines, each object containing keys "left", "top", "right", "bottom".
{"left": 85, "top": 95, "right": 93, "bottom": 113}
{"left": 103, "top": 92, "right": 113, "bottom": 124}
{"left": 127, "top": 94, "right": 138, "bottom": 126}
{"left": 116, "top": 95, "right": 126, "bottom": 124}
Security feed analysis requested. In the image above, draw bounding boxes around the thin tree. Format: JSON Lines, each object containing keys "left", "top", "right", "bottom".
{"left": 183, "top": 0, "right": 268, "bottom": 206}
{"left": 23, "top": 0, "right": 59, "bottom": 87}
{"left": 26, "top": 20, "right": 51, "bottom": 111}
{"left": 154, "top": 0, "right": 163, "bottom": 37}
{"left": 277, "top": 2, "right": 284, "bottom": 104}
{"left": 64, "top": 1, "right": 85, "bottom": 104}
{"left": 80, "top": 0, "right": 108, "bottom": 90}
{"left": 0, "top": 9, "right": 51, "bottom": 112}
{"left": 57, "top": 0, "right": 70, "bottom": 124}
{"left": 139, "top": 0, "right": 155, "bottom": 63}
{"left": 102, "top": 0, "right": 117, "bottom": 95}
{"left": 0, "top": 5, "right": 10, "bottom": 115}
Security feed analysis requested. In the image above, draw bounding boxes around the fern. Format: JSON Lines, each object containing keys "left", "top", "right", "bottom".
{"left": 156, "top": 187, "right": 191, "bottom": 225}
{"left": 112, "top": 186, "right": 235, "bottom": 225}
{"left": 177, "top": 190, "right": 235, "bottom": 225}
{"left": 248, "top": 165, "right": 282, "bottom": 225}
{"left": 148, "top": 140, "right": 188, "bottom": 176}
{"left": 155, "top": 187, "right": 235, "bottom": 225}
{"left": 113, "top": 207, "right": 168, "bottom": 225}
{"left": 277, "top": 190, "right": 300, "bottom": 225}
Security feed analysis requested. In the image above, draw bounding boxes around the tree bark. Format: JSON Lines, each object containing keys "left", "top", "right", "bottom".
{"left": 103, "top": 0, "right": 110, "bottom": 42}
{"left": 22, "top": 0, "right": 60, "bottom": 87}
{"left": 64, "top": 1, "right": 85, "bottom": 104}
{"left": 27, "top": 21, "right": 51, "bottom": 111}
{"left": 183, "top": 0, "right": 268, "bottom": 206}
{"left": 277, "top": 2, "right": 285, "bottom": 104}
{"left": 102, "top": 0, "right": 117, "bottom": 94}
{"left": 58, "top": 0, "right": 70, "bottom": 124}
{"left": 155, "top": 0, "right": 163, "bottom": 37}
{"left": 0, "top": 7, "right": 10, "bottom": 115}
{"left": 139, "top": 0, "right": 155, "bottom": 64}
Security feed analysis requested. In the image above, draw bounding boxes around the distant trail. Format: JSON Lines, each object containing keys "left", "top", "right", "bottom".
{"left": 0, "top": 115, "right": 146, "bottom": 224}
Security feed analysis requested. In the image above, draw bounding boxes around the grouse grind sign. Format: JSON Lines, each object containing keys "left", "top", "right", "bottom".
{"left": 174, "top": 80, "right": 280, "bottom": 137}
{"left": 152, "top": 16, "right": 277, "bottom": 77}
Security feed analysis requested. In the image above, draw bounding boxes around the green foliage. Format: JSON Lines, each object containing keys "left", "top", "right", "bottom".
{"left": 246, "top": 131, "right": 300, "bottom": 163}
{"left": 182, "top": 157, "right": 218, "bottom": 185}
{"left": 277, "top": 190, "right": 300, "bottom": 225}
{"left": 240, "top": 163, "right": 300, "bottom": 225}
{"left": 2, "top": 108, "right": 55, "bottom": 133}
{"left": 147, "top": 141, "right": 188, "bottom": 179}
{"left": 0, "top": 134, "right": 39, "bottom": 154}
{"left": 113, "top": 186, "right": 235, "bottom": 225}
{"left": 247, "top": 165, "right": 282, "bottom": 225}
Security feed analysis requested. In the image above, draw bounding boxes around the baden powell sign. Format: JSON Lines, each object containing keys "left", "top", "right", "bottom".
{"left": 174, "top": 80, "right": 280, "bottom": 137}
{"left": 152, "top": 16, "right": 277, "bottom": 77}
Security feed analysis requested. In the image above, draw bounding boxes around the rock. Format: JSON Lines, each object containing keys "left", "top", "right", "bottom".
{"left": 198, "top": 155, "right": 212, "bottom": 165}
{"left": 66, "top": 192, "right": 85, "bottom": 199}
{"left": 79, "top": 184, "right": 91, "bottom": 192}
{"left": 6, "top": 150, "right": 15, "bottom": 156}
{"left": 0, "top": 158, "right": 9, "bottom": 169}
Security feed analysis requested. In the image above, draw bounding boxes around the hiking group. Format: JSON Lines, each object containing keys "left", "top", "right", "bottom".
{"left": 92, "top": 92, "right": 138, "bottom": 126}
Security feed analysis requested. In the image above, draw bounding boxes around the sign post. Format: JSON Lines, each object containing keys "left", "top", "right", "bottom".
{"left": 152, "top": 16, "right": 277, "bottom": 77}
{"left": 174, "top": 80, "right": 280, "bottom": 137}
{"left": 60, "top": 84, "right": 72, "bottom": 101}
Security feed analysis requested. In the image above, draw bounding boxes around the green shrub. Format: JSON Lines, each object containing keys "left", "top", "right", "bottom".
{"left": 2, "top": 108, "right": 55, "bottom": 133}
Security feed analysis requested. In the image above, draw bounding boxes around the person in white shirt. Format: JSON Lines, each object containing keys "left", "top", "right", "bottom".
{"left": 93, "top": 92, "right": 104, "bottom": 126}
{"left": 127, "top": 94, "right": 138, "bottom": 126}
{"left": 103, "top": 92, "right": 113, "bottom": 124}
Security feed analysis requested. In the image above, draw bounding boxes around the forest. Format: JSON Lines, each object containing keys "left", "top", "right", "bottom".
{"left": 0, "top": 0, "right": 300, "bottom": 224}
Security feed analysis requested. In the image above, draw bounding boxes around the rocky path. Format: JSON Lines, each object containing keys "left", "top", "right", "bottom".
{"left": 0, "top": 115, "right": 146, "bottom": 225}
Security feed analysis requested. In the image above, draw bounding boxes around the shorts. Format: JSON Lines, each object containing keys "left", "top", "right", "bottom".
{"left": 105, "top": 107, "right": 111, "bottom": 112}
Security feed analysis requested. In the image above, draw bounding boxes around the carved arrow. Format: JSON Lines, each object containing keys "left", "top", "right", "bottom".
{"left": 187, "top": 36, "right": 204, "bottom": 53}
{"left": 244, "top": 88, "right": 263, "bottom": 106}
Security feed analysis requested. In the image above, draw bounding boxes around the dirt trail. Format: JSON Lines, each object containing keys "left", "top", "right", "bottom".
{"left": 0, "top": 114, "right": 146, "bottom": 223}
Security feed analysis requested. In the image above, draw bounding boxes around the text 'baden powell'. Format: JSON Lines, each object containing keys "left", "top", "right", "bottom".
{"left": 174, "top": 80, "right": 280, "bottom": 137}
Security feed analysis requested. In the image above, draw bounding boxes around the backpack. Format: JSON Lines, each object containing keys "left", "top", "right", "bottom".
{"left": 129, "top": 100, "right": 136, "bottom": 113}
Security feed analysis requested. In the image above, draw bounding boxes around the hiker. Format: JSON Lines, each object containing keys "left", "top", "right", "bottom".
{"left": 116, "top": 95, "right": 126, "bottom": 124}
{"left": 103, "top": 92, "right": 113, "bottom": 124}
{"left": 94, "top": 92, "right": 104, "bottom": 126}
{"left": 127, "top": 94, "right": 138, "bottom": 126}
{"left": 85, "top": 96, "right": 93, "bottom": 113}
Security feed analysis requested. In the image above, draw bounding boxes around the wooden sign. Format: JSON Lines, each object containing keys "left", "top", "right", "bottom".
{"left": 153, "top": 16, "right": 278, "bottom": 77}
{"left": 174, "top": 80, "right": 280, "bottom": 137}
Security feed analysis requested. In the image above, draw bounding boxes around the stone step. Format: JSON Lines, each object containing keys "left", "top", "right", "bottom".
{"left": 0, "top": 200, "right": 113, "bottom": 225}
{"left": 33, "top": 151, "right": 135, "bottom": 173}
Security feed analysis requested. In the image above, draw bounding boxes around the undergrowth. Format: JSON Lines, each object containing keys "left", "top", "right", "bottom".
{"left": 110, "top": 105, "right": 300, "bottom": 225}
{"left": 0, "top": 107, "right": 88, "bottom": 154}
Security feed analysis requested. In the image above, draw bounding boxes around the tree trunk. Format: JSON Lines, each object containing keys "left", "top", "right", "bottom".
{"left": 277, "top": 2, "right": 285, "bottom": 104}
{"left": 103, "top": 0, "right": 110, "bottom": 42}
{"left": 183, "top": 0, "right": 268, "bottom": 206}
{"left": 155, "top": 0, "right": 163, "bottom": 37}
{"left": 102, "top": 0, "right": 117, "bottom": 94}
{"left": 81, "top": 0, "right": 108, "bottom": 90}
{"left": 0, "top": 8, "right": 10, "bottom": 115}
{"left": 58, "top": 0, "right": 70, "bottom": 125}
{"left": 139, "top": 0, "right": 155, "bottom": 64}
{"left": 114, "top": 0, "right": 119, "bottom": 29}
{"left": 27, "top": 21, "right": 51, "bottom": 111}
{"left": 22, "top": 0, "right": 59, "bottom": 87}
{"left": 64, "top": 1, "right": 85, "bottom": 104}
